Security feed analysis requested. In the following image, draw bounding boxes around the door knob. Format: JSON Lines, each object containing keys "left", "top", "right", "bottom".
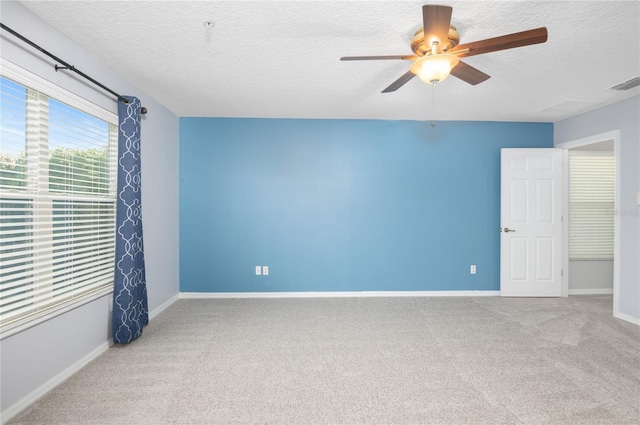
{"left": 504, "top": 228, "right": 516, "bottom": 233}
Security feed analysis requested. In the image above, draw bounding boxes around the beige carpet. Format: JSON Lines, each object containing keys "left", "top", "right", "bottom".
{"left": 7, "top": 295, "right": 640, "bottom": 424}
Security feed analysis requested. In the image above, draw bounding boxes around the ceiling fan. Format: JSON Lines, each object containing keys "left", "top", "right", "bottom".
{"left": 341, "top": 4, "right": 548, "bottom": 92}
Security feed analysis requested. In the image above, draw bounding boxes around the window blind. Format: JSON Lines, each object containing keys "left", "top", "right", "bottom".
{"left": 568, "top": 152, "right": 614, "bottom": 260}
{"left": 0, "top": 74, "right": 117, "bottom": 332}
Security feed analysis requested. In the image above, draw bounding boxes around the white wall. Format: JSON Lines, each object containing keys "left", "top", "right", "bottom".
{"left": 0, "top": 0, "right": 180, "bottom": 419}
{"left": 555, "top": 95, "right": 640, "bottom": 323}
{"left": 569, "top": 260, "right": 613, "bottom": 293}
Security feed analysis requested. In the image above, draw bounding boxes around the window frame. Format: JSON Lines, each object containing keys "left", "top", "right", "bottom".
{"left": 1, "top": 59, "right": 118, "bottom": 339}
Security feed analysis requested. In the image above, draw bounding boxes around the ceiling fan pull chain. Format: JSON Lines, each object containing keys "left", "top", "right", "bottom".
{"left": 431, "top": 83, "right": 437, "bottom": 128}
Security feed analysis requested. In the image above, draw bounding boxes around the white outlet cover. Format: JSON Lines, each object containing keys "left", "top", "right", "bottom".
{"left": 262, "top": 266, "right": 269, "bottom": 275}
{"left": 255, "top": 266, "right": 261, "bottom": 275}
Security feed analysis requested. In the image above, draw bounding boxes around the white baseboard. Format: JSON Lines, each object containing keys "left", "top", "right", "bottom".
{"left": 614, "top": 311, "right": 640, "bottom": 326}
{"left": 149, "top": 293, "right": 180, "bottom": 320}
{"left": 180, "top": 290, "right": 501, "bottom": 299}
{"left": 568, "top": 288, "right": 614, "bottom": 295}
{"left": 1, "top": 341, "right": 111, "bottom": 425}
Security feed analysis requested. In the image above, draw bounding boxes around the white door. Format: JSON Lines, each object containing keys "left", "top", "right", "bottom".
{"left": 500, "top": 148, "right": 563, "bottom": 297}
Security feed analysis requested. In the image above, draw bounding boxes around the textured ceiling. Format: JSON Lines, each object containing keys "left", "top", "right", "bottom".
{"left": 17, "top": 1, "right": 640, "bottom": 122}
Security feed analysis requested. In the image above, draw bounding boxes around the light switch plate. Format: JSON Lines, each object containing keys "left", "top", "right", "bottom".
{"left": 255, "top": 266, "right": 262, "bottom": 275}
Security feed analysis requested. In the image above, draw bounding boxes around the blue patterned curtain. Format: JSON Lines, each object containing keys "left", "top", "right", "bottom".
{"left": 113, "top": 96, "right": 148, "bottom": 344}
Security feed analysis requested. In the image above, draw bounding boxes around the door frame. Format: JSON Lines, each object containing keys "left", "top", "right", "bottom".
{"left": 556, "top": 130, "right": 620, "bottom": 317}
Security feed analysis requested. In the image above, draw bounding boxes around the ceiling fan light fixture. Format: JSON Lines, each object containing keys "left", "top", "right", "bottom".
{"left": 410, "top": 53, "right": 460, "bottom": 84}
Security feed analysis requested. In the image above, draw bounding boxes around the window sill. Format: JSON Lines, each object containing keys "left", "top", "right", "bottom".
{"left": 0, "top": 287, "right": 114, "bottom": 340}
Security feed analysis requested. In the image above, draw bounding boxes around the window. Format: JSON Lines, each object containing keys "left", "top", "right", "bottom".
{"left": 1, "top": 63, "right": 118, "bottom": 334}
{"left": 568, "top": 150, "right": 615, "bottom": 260}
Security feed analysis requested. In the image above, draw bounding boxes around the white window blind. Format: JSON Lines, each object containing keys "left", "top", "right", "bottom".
{"left": 569, "top": 152, "right": 614, "bottom": 260}
{"left": 0, "top": 71, "right": 117, "bottom": 333}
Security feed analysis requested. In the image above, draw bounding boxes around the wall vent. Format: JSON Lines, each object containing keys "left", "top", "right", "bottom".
{"left": 610, "top": 77, "right": 640, "bottom": 91}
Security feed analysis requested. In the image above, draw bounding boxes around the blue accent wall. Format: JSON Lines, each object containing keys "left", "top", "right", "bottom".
{"left": 179, "top": 118, "right": 552, "bottom": 293}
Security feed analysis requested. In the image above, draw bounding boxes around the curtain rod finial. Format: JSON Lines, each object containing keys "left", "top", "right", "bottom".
{"left": 141, "top": 106, "right": 147, "bottom": 115}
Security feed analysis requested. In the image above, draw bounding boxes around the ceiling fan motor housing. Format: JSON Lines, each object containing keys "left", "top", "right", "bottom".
{"left": 411, "top": 25, "right": 460, "bottom": 56}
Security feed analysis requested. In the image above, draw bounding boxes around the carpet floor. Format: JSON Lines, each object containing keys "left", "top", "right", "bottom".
{"left": 7, "top": 295, "right": 640, "bottom": 424}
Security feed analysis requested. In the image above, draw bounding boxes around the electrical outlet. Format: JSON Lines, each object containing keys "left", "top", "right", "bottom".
{"left": 255, "top": 266, "right": 262, "bottom": 275}
{"left": 470, "top": 265, "right": 477, "bottom": 274}
{"left": 262, "top": 266, "right": 269, "bottom": 276}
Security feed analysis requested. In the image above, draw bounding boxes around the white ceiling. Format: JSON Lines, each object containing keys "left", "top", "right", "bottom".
{"left": 19, "top": 1, "right": 640, "bottom": 122}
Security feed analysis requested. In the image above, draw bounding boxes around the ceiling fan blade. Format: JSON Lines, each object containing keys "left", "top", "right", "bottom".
{"left": 450, "top": 61, "right": 490, "bottom": 85}
{"left": 340, "top": 55, "right": 418, "bottom": 61}
{"left": 451, "top": 27, "right": 548, "bottom": 58}
{"left": 382, "top": 70, "right": 416, "bottom": 93}
{"left": 422, "top": 5, "right": 453, "bottom": 51}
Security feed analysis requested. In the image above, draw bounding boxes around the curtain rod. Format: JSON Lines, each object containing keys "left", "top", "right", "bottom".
{"left": 0, "top": 22, "right": 147, "bottom": 115}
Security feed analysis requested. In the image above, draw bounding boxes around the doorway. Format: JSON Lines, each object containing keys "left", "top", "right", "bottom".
{"left": 557, "top": 130, "right": 620, "bottom": 317}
